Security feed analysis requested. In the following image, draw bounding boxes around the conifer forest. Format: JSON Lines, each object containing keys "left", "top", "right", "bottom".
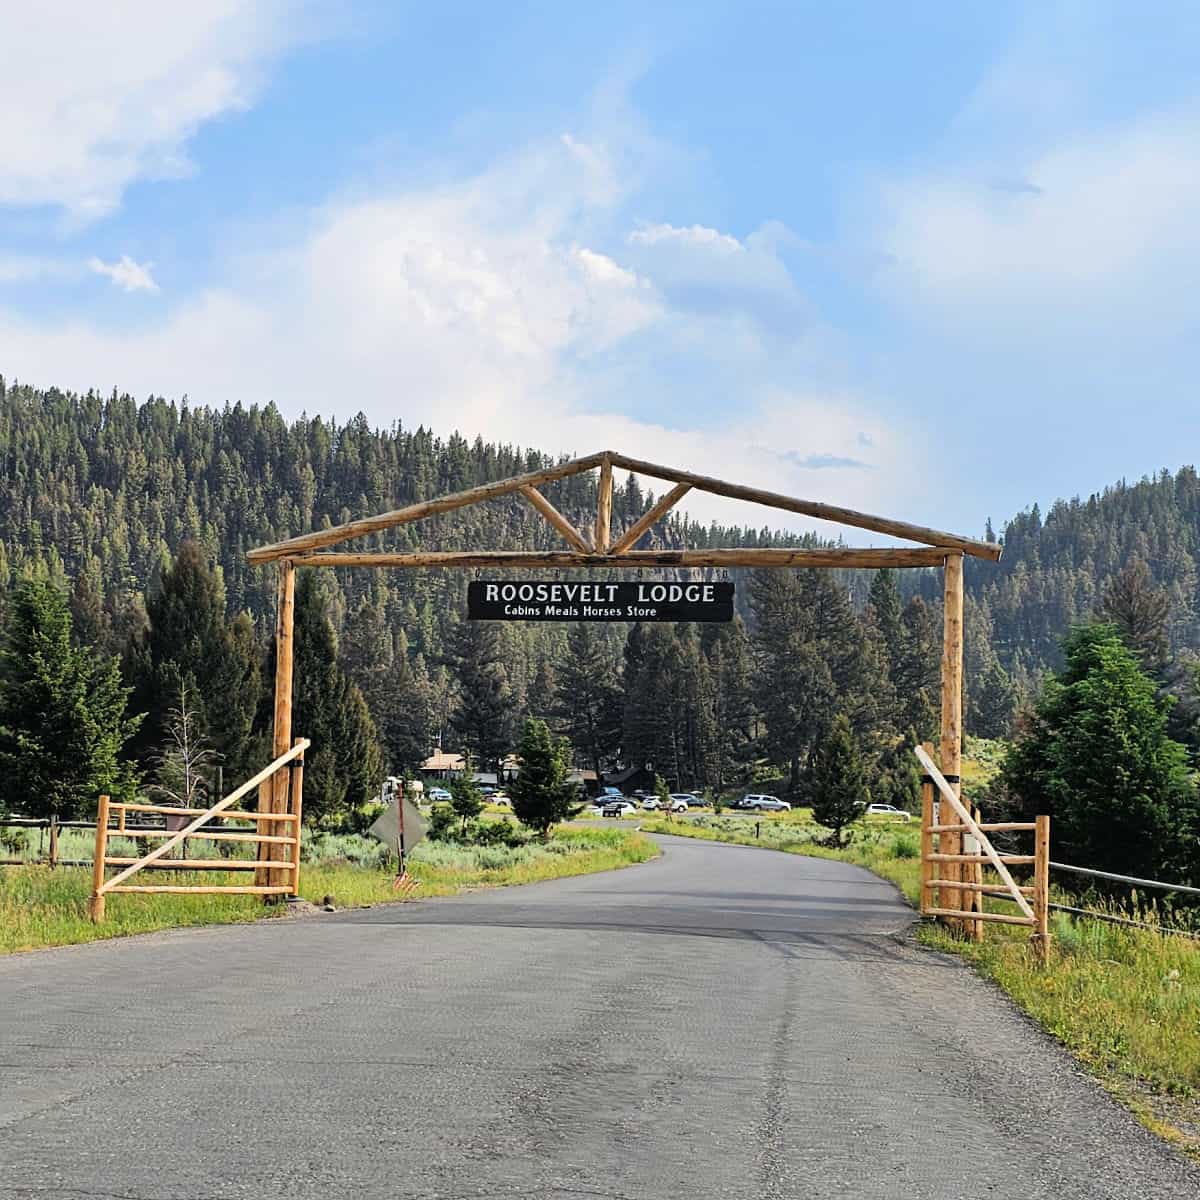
{"left": 4, "top": 377, "right": 1200, "bottom": 874}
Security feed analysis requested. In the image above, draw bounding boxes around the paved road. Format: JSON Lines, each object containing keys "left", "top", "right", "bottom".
{"left": 2, "top": 837, "right": 1197, "bottom": 1200}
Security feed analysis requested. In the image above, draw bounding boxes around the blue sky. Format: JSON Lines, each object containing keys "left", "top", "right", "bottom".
{"left": 3, "top": 1, "right": 1199, "bottom": 540}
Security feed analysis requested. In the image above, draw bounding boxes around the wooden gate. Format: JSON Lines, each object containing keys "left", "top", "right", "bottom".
{"left": 88, "top": 738, "right": 309, "bottom": 922}
{"left": 915, "top": 743, "right": 1051, "bottom": 964}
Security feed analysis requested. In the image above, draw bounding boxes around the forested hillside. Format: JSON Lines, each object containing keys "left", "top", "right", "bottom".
{"left": 2, "top": 377, "right": 1198, "bottom": 823}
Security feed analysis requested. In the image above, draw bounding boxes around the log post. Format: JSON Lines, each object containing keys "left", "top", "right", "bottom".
{"left": 1033, "top": 814, "right": 1051, "bottom": 966}
{"left": 259, "top": 559, "right": 295, "bottom": 895}
{"left": 940, "top": 552, "right": 965, "bottom": 933}
{"left": 595, "top": 454, "right": 613, "bottom": 554}
{"left": 289, "top": 739, "right": 305, "bottom": 898}
{"left": 89, "top": 795, "right": 110, "bottom": 923}
{"left": 49, "top": 814, "right": 59, "bottom": 869}
{"left": 919, "top": 742, "right": 935, "bottom": 915}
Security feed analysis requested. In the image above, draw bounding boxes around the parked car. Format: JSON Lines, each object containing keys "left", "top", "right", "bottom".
{"left": 864, "top": 803, "right": 911, "bottom": 822}
{"left": 427, "top": 786, "right": 452, "bottom": 802}
{"left": 583, "top": 803, "right": 605, "bottom": 816}
{"left": 671, "top": 793, "right": 704, "bottom": 808}
{"left": 735, "top": 794, "right": 791, "bottom": 811}
{"left": 640, "top": 796, "right": 661, "bottom": 810}
{"left": 490, "top": 793, "right": 511, "bottom": 808}
{"left": 598, "top": 786, "right": 624, "bottom": 799}
{"left": 666, "top": 796, "right": 689, "bottom": 813}
{"left": 602, "top": 799, "right": 638, "bottom": 818}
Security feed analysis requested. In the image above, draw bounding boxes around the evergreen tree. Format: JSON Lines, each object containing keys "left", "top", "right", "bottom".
{"left": 894, "top": 597, "right": 940, "bottom": 742}
{"left": 1002, "top": 623, "right": 1200, "bottom": 884}
{"left": 970, "top": 655, "right": 1016, "bottom": 739}
{"left": 809, "top": 714, "right": 868, "bottom": 847}
{"left": 1098, "top": 558, "right": 1170, "bottom": 676}
{"left": 0, "top": 577, "right": 140, "bottom": 817}
{"left": 289, "top": 572, "right": 384, "bottom": 827}
{"left": 510, "top": 717, "right": 578, "bottom": 836}
{"left": 867, "top": 568, "right": 902, "bottom": 666}
{"left": 448, "top": 771, "right": 485, "bottom": 837}
{"left": 552, "top": 623, "right": 622, "bottom": 778}
{"left": 129, "top": 541, "right": 262, "bottom": 784}
{"left": 449, "top": 619, "right": 516, "bottom": 777}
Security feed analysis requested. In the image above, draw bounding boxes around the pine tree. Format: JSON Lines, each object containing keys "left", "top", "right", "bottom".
{"left": 867, "top": 568, "right": 902, "bottom": 667}
{"left": 449, "top": 619, "right": 516, "bottom": 777}
{"left": 1098, "top": 558, "right": 1171, "bottom": 676}
{"left": 289, "top": 572, "right": 384, "bottom": 827}
{"left": 448, "top": 771, "right": 485, "bottom": 837}
{"left": 0, "top": 577, "right": 141, "bottom": 818}
{"left": 510, "top": 717, "right": 578, "bottom": 836}
{"left": 809, "top": 714, "right": 868, "bottom": 847}
{"left": 129, "top": 541, "right": 262, "bottom": 784}
{"left": 1002, "top": 623, "right": 1200, "bottom": 884}
{"left": 553, "top": 623, "right": 622, "bottom": 779}
{"left": 970, "top": 656, "right": 1016, "bottom": 739}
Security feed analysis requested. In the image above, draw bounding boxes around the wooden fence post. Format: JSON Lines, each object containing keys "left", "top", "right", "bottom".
{"left": 49, "top": 814, "right": 59, "bottom": 869}
{"left": 290, "top": 739, "right": 305, "bottom": 898}
{"left": 89, "top": 796, "right": 110, "bottom": 923}
{"left": 1033, "top": 814, "right": 1051, "bottom": 965}
{"left": 940, "top": 552, "right": 964, "bottom": 932}
{"left": 919, "top": 741, "right": 934, "bottom": 915}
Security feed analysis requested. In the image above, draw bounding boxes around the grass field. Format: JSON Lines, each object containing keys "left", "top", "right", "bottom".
{"left": 0, "top": 826, "right": 657, "bottom": 956}
{"left": 640, "top": 812, "right": 1200, "bottom": 1157}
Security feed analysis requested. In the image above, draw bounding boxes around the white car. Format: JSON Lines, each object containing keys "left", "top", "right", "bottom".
{"left": 865, "top": 803, "right": 912, "bottom": 822}
{"left": 666, "top": 796, "right": 689, "bottom": 813}
{"left": 736, "top": 794, "right": 791, "bottom": 812}
{"left": 640, "top": 796, "right": 661, "bottom": 810}
{"left": 490, "top": 793, "right": 511, "bottom": 807}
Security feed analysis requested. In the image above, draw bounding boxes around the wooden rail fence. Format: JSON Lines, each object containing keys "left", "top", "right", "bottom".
{"left": 88, "top": 738, "right": 309, "bottom": 922}
{"left": 915, "top": 742, "right": 1050, "bottom": 964}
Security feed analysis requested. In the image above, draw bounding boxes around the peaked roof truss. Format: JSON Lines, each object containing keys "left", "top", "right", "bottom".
{"left": 246, "top": 450, "right": 1001, "bottom": 568}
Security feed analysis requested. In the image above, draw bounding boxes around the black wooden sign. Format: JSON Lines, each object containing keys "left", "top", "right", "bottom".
{"left": 467, "top": 580, "right": 734, "bottom": 622}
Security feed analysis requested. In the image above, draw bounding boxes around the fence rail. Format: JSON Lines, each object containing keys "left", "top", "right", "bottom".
{"left": 1049, "top": 861, "right": 1200, "bottom": 897}
{"left": 89, "top": 738, "right": 308, "bottom": 922}
{"left": 914, "top": 742, "right": 1050, "bottom": 963}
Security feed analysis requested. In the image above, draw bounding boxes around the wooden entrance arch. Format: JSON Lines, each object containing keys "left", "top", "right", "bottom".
{"left": 246, "top": 450, "right": 1003, "bottom": 925}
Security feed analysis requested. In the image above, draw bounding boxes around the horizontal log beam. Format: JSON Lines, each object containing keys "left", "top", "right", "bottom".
{"left": 927, "top": 879, "right": 1035, "bottom": 897}
{"left": 607, "top": 452, "right": 1002, "bottom": 561}
{"left": 113, "top": 803, "right": 298, "bottom": 822}
{"left": 103, "top": 858, "right": 293, "bottom": 871}
{"left": 923, "top": 907, "right": 1035, "bottom": 927}
{"left": 292, "top": 547, "right": 955, "bottom": 570}
{"left": 925, "top": 853, "right": 1035, "bottom": 864}
{"left": 105, "top": 885, "right": 292, "bottom": 895}
{"left": 246, "top": 453, "right": 607, "bottom": 564}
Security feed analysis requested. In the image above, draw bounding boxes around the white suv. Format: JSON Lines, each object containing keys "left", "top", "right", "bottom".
{"left": 864, "top": 803, "right": 912, "bottom": 822}
{"left": 736, "top": 794, "right": 791, "bottom": 811}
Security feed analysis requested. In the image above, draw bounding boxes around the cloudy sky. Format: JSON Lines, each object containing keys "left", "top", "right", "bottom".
{"left": 3, "top": 1, "right": 1198, "bottom": 540}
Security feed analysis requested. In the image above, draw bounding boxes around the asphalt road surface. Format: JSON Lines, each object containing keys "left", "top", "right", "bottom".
{"left": 3, "top": 836, "right": 1197, "bottom": 1200}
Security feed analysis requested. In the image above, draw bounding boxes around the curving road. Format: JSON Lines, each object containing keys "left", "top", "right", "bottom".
{"left": 2, "top": 835, "right": 1196, "bottom": 1199}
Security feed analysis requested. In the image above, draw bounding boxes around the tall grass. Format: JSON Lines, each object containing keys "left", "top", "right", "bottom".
{"left": 0, "top": 827, "right": 656, "bottom": 955}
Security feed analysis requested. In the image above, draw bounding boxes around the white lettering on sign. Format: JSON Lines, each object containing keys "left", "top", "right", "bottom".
{"left": 635, "top": 583, "right": 715, "bottom": 604}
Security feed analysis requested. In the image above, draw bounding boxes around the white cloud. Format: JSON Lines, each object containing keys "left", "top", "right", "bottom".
{"left": 877, "top": 108, "right": 1200, "bottom": 333}
{"left": 0, "top": 1, "right": 312, "bottom": 221}
{"left": 0, "top": 127, "right": 924, "bottom": 538}
{"left": 626, "top": 219, "right": 810, "bottom": 336}
{"left": 89, "top": 255, "right": 158, "bottom": 293}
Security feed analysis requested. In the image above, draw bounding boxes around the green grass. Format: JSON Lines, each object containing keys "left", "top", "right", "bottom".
{"left": 642, "top": 811, "right": 1200, "bottom": 1156}
{"left": 0, "top": 826, "right": 657, "bottom": 955}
